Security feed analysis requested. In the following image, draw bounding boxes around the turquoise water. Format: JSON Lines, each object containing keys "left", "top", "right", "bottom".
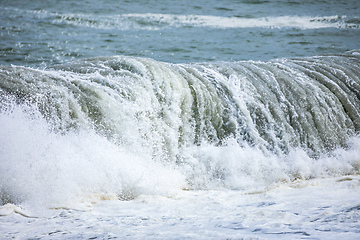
{"left": 1, "top": 0, "right": 360, "bottom": 66}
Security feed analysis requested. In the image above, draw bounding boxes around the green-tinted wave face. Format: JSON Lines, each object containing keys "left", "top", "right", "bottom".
{"left": 1, "top": 51, "right": 360, "bottom": 160}
{"left": 1, "top": 51, "right": 360, "bottom": 207}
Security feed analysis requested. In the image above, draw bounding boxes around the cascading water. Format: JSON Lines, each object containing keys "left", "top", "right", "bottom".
{"left": 0, "top": 50, "right": 360, "bottom": 207}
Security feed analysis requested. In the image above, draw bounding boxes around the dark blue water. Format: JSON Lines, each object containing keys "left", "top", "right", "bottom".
{"left": 1, "top": 0, "right": 359, "bottom": 66}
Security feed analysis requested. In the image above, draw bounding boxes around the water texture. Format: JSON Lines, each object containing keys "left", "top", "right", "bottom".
{"left": 0, "top": 0, "right": 360, "bottom": 239}
{"left": 1, "top": 0, "right": 360, "bottom": 65}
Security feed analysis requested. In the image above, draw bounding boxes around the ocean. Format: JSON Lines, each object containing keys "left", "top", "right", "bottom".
{"left": 0, "top": 0, "right": 360, "bottom": 239}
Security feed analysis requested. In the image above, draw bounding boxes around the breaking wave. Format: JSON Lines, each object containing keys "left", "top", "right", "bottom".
{"left": 1, "top": 50, "right": 360, "bottom": 209}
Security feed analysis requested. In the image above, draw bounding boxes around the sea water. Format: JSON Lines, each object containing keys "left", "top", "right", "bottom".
{"left": 0, "top": 0, "right": 360, "bottom": 239}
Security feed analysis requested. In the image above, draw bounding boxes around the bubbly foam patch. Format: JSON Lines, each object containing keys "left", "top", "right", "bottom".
{"left": 0, "top": 104, "right": 186, "bottom": 212}
{"left": 179, "top": 137, "right": 360, "bottom": 191}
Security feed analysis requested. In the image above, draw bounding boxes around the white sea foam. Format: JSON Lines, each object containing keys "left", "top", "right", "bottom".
{"left": 0, "top": 103, "right": 186, "bottom": 213}
{"left": 1, "top": 53, "right": 360, "bottom": 213}
{"left": 13, "top": 5, "right": 356, "bottom": 30}
{"left": 1, "top": 42, "right": 360, "bottom": 240}
{"left": 1, "top": 175, "right": 360, "bottom": 239}
{"left": 124, "top": 14, "right": 359, "bottom": 29}
{"left": 0, "top": 99, "right": 359, "bottom": 214}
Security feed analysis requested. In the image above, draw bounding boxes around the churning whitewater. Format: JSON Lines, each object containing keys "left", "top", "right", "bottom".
{"left": 1, "top": 50, "right": 360, "bottom": 210}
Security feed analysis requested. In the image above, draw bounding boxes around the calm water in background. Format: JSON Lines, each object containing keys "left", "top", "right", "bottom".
{"left": 1, "top": 0, "right": 360, "bottom": 66}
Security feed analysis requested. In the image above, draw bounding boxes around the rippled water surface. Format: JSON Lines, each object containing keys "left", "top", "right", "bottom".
{"left": 1, "top": 0, "right": 360, "bottom": 66}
